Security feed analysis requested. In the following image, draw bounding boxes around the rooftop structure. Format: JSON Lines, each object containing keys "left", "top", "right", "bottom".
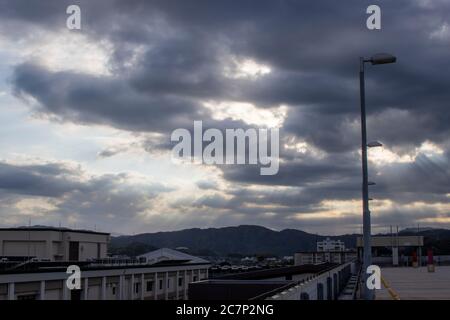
{"left": 356, "top": 235, "right": 424, "bottom": 266}
{"left": 0, "top": 227, "right": 110, "bottom": 262}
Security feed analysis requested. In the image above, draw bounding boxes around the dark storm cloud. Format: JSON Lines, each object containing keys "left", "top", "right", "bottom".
{"left": 12, "top": 63, "right": 203, "bottom": 133}
{"left": 0, "top": 161, "right": 171, "bottom": 198}
{"left": 0, "top": 161, "right": 81, "bottom": 197}
{"left": 221, "top": 154, "right": 359, "bottom": 187}
{"left": 129, "top": 36, "right": 228, "bottom": 99}
{"left": 12, "top": 62, "right": 254, "bottom": 139}
{"left": 219, "top": 149, "right": 450, "bottom": 208}
{"left": 7, "top": 0, "right": 450, "bottom": 152}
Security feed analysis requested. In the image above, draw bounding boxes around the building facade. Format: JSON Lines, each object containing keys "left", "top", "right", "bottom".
{"left": 294, "top": 251, "right": 357, "bottom": 266}
{"left": 0, "top": 262, "right": 209, "bottom": 300}
{"left": 317, "top": 238, "right": 345, "bottom": 252}
{"left": 356, "top": 235, "right": 424, "bottom": 266}
{"left": 0, "top": 228, "right": 211, "bottom": 300}
{"left": 0, "top": 227, "right": 110, "bottom": 262}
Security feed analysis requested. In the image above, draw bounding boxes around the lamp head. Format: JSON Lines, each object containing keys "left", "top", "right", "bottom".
{"left": 370, "top": 53, "right": 397, "bottom": 65}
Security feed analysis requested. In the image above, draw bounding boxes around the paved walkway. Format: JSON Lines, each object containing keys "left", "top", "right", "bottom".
{"left": 376, "top": 266, "right": 450, "bottom": 300}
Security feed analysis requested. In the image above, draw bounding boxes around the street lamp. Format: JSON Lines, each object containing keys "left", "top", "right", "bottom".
{"left": 370, "top": 53, "right": 397, "bottom": 65}
{"left": 359, "top": 53, "right": 396, "bottom": 300}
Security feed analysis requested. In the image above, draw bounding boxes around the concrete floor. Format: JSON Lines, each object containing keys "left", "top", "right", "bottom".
{"left": 376, "top": 266, "right": 450, "bottom": 300}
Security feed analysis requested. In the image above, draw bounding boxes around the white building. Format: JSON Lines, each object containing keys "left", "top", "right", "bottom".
{"left": 0, "top": 260, "right": 209, "bottom": 300}
{"left": 138, "top": 248, "right": 209, "bottom": 265}
{"left": 317, "top": 238, "right": 345, "bottom": 252}
{"left": 0, "top": 227, "right": 110, "bottom": 262}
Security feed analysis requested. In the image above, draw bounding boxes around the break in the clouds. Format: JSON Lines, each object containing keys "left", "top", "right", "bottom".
{"left": 0, "top": 0, "right": 449, "bottom": 234}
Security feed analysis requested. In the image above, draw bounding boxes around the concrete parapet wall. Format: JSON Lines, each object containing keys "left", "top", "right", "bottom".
{"left": 267, "top": 262, "right": 354, "bottom": 300}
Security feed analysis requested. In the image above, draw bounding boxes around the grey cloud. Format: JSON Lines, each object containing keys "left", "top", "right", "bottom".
{"left": 196, "top": 180, "right": 218, "bottom": 190}
{"left": 12, "top": 63, "right": 204, "bottom": 133}
{"left": 0, "top": 161, "right": 174, "bottom": 231}
{"left": 0, "top": 161, "right": 82, "bottom": 197}
{"left": 372, "top": 153, "right": 450, "bottom": 204}
{"left": 221, "top": 152, "right": 360, "bottom": 187}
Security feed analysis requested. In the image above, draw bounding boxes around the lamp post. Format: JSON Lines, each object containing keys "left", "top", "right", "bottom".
{"left": 359, "top": 53, "right": 396, "bottom": 300}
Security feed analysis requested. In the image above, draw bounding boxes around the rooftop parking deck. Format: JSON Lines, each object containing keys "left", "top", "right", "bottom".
{"left": 376, "top": 266, "right": 450, "bottom": 300}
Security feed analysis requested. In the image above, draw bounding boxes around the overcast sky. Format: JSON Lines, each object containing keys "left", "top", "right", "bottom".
{"left": 0, "top": 0, "right": 449, "bottom": 235}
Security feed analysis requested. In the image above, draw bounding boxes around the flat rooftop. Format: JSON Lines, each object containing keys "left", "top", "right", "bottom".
{"left": 190, "top": 263, "right": 339, "bottom": 300}
{"left": 213, "top": 263, "right": 337, "bottom": 280}
{"left": 0, "top": 226, "right": 109, "bottom": 236}
{"left": 376, "top": 266, "right": 450, "bottom": 300}
{"left": 0, "top": 259, "right": 210, "bottom": 274}
{"left": 189, "top": 280, "right": 292, "bottom": 300}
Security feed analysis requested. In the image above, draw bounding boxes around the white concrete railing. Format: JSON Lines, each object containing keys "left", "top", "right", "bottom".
{"left": 267, "top": 262, "right": 355, "bottom": 300}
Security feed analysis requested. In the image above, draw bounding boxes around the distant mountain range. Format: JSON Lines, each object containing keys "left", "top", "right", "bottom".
{"left": 110, "top": 225, "right": 357, "bottom": 257}
{"left": 110, "top": 225, "right": 450, "bottom": 258}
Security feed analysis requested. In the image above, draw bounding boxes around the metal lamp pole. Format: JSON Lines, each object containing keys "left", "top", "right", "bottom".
{"left": 359, "top": 53, "right": 396, "bottom": 300}
{"left": 359, "top": 57, "right": 373, "bottom": 300}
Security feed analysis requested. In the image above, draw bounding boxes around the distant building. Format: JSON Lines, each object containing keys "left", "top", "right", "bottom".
{"left": 294, "top": 251, "right": 357, "bottom": 266}
{"left": 317, "top": 238, "right": 345, "bottom": 252}
{"left": 356, "top": 235, "right": 424, "bottom": 266}
{"left": 241, "top": 256, "right": 257, "bottom": 264}
{"left": 292, "top": 238, "right": 354, "bottom": 266}
{"left": 138, "top": 248, "right": 209, "bottom": 265}
{"left": 0, "top": 227, "right": 110, "bottom": 262}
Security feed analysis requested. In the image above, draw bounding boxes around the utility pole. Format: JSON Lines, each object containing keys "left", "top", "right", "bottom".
{"left": 359, "top": 57, "right": 373, "bottom": 300}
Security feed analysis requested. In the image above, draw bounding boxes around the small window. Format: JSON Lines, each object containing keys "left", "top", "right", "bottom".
{"left": 112, "top": 286, "right": 116, "bottom": 295}
{"left": 167, "top": 279, "right": 170, "bottom": 289}
{"left": 159, "top": 279, "right": 163, "bottom": 290}
{"left": 134, "top": 283, "right": 140, "bottom": 294}
{"left": 178, "top": 278, "right": 183, "bottom": 287}
{"left": 146, "top": 281, "right": 153, "bottom": 292}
